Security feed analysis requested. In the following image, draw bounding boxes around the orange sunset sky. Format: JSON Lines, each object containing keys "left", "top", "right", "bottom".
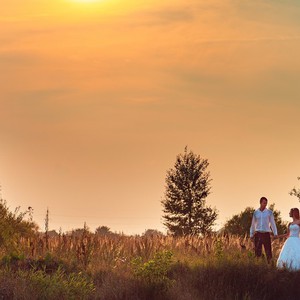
{"left": 1, "top": 0, "right": 300, "bottom": 234}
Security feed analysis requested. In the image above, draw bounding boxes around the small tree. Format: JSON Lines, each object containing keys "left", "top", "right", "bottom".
{"left": 95, "top": 226, "right": 112, "bottom": 236}
{"left": 0, "top": 199, "right": 36, "bottom": 252}
{"left": 223, "top": 207, "right": 254, "bottom": 237}
{"left": 224, "top": 204, "right": 288, "bottom": 237}
{"left": 143, "top": 229, "right": 164, "bottom": 237}
{"left": 161, "top": 147, "right": 217, "bottom": 236}
{"left": 290, "top": 177, "right": 300, "bottom": 201}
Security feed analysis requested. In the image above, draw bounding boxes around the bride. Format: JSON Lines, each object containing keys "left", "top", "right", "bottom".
{"left": 277, "top": 208, "right": 300, "bottom": 271}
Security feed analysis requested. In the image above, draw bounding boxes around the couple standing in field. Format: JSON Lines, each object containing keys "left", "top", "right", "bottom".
{"left": 250, "top": 196, "right": 300, "bottom": 271}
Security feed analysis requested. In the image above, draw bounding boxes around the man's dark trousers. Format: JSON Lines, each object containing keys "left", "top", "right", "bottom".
{"left": 254, "top": 232, "right": 272, "bottom": 262}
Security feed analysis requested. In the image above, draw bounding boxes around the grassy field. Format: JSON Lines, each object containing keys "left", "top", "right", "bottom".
{"left": 0, "top": 232, "right": 298, "bottom": 300}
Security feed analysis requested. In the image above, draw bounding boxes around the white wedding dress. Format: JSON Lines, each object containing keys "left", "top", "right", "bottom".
{"left": 277, "top": 223, "right": 300, "bottom": 271}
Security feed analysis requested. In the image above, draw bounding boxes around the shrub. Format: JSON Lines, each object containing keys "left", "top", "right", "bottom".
{"left": 0, "top": 268, "right": 95, "bottom": 300}
{"left": 131, "top": 250, "right": 174, "bottom": 291}
{"left": 0, "top": 199, "right": 36, "bottom": 253}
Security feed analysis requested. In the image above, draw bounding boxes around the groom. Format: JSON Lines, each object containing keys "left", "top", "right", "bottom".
{"left": 250, "top": 197, "right": 278, "bottom": 262}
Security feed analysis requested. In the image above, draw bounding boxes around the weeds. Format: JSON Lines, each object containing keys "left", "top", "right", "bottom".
{"left": 0, "top": 233, "right": 295, "bottom": 299}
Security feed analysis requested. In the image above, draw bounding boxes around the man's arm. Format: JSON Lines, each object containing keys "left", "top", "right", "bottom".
{"left": 250, "top": 212, "right": 256, "bottom": 238}
{"left": 277, "top": 224, "right": 289, "bottom": 239}
{"left": 270, "top": 211, "right": 278, "bottom": 236}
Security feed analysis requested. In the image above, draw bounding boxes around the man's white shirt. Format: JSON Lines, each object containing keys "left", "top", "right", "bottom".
{"left": 250, "top": 208, "right": 278, "bottom": 238}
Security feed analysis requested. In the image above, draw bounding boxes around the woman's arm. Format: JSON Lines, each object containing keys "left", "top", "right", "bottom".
{"left": 277, "top": 223, "right": 290, "bottom": 239}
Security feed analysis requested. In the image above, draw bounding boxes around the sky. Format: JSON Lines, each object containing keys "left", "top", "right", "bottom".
{"left": 1, "top": 0, "right": 300, "bottom": 234}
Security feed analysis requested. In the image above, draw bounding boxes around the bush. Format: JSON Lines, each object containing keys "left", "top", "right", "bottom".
{"left": 0, "top": 268, "right": 95, "bottom": 300}
{"left": 0, "top": 199, "right": 36, "bottom": 253}
{"left": 131, "top": 250, "right": 174, "bottom": 291}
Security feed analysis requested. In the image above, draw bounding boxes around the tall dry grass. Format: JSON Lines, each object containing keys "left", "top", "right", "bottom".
{"left": 0, "top": 233, "right": 292, "bottom": 299}
{"left": 14, "top": 232, "right": 286, "bottom": 270}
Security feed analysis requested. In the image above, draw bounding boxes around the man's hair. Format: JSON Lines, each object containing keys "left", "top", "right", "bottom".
{"left": 260, "top": 197, "right": 268, "bottom": 204}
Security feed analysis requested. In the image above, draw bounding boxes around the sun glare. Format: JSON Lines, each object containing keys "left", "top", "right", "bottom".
{"left": 72, "top": 0, "right": 101, "bottom": 3}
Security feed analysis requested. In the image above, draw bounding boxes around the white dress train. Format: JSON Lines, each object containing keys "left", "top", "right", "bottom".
{"left": 277, "top": 224, "right": 300, "bottom": 271}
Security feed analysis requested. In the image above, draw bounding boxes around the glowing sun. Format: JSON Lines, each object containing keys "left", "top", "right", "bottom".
{"left": 72, "top": 0, "right": 101, "bottom": 3}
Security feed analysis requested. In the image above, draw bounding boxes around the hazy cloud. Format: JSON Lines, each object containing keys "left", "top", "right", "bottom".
{"left": 0, "top": 51, "right": 39, "bottom": 66}
{"left": 1, "top": 0, "right": 300, "bottom": 233}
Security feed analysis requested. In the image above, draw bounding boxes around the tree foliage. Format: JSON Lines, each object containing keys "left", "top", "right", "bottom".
{"left": 161, "top": 147, "right": 217, "bottom": 236}
{"left": 0, "top": 199, "right": 36, "bottom": 252}
{"left": 290, "top": 177, "right": 300, "bottom": 201}
{"left": 223, "top": 203, "right": 288, "bottom": 237}
{"left": 143, "top": 229, "right": 164, "bottom": 237}
{"left": 95, "top": 226, "right": 112, "bottom": 236}
{"left": 223, "top": 207, "right": 254, "bottom": 237}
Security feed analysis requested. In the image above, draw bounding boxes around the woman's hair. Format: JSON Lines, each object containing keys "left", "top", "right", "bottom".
{"left": 291, "top": 208, "right": 300, "bottom": 219}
